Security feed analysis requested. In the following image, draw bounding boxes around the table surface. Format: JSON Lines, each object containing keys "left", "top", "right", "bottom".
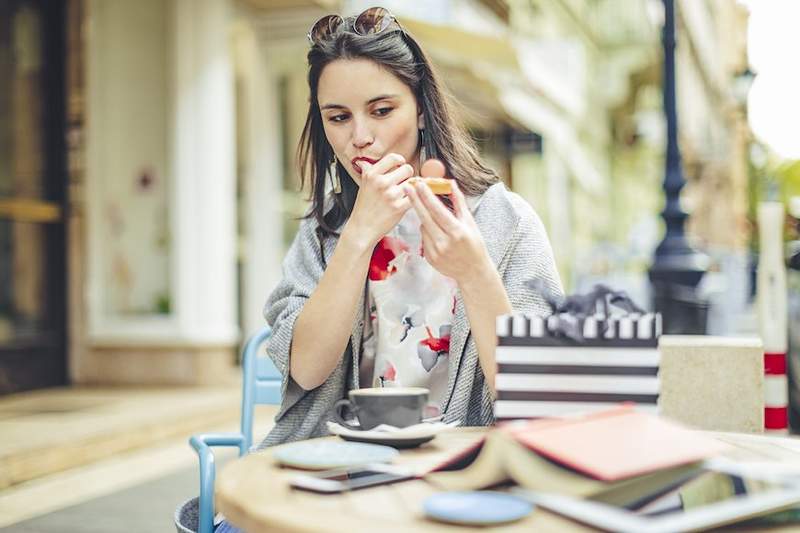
{"left": 216, "top": 428, "right": 800, "bottom": 533}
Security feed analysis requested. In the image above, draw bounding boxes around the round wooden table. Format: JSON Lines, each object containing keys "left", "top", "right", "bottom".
{"left": 216, "top": 428, "right": 800, "bottom": 532}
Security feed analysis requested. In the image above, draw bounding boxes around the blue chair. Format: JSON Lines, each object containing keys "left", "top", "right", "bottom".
{"left": 174, "top": 326, "right": 281, "bottom": 533}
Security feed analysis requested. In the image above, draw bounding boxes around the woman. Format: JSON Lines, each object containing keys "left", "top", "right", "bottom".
{"left": 260, "top": 7, "right": 562, "bottom": 447}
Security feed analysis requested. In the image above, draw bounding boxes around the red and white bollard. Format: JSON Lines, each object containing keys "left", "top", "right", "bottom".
{"left": 764, "top": 352, "right": 789, "bottom": 432}
{"left": 758, "top": 202, "right": 789, "bottom": 433}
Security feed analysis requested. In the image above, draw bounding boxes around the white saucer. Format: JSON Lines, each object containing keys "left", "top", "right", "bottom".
{"left": 273, "top": 440, "right": 399, "bottom": 470}
{"left": 326, "top": 421, "right": 459, "bottom": 449}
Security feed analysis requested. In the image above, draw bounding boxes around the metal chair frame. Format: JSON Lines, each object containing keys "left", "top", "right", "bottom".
{"left": 189, "top": 326, "right": 280, "bottom": 533}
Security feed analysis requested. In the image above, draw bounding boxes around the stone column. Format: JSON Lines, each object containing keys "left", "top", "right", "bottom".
{"left": 170, "top": 0, "right": 238, "bottom": 347}
{"left": 231, "top": 21, "right": 285, "bottom": 337}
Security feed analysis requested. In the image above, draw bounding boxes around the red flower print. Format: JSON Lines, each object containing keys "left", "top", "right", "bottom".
{"left": 418, "top": 326, "right": 451, "bottom": 372}
{"left": 369, "top": 236, "right": 409, "bottom": 281}
{"left": 379, "top": 362, "right": 397, "bottom": 386}
{"left": 421, "top": 326, "right": 450, "bottom": 353}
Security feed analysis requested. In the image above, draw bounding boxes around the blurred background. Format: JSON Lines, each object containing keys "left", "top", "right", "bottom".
{"left": 1, "top": 0, "right": 799, "bottom": 531}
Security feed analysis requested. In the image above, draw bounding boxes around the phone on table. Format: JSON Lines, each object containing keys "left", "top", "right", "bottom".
{"left": 289, "top": 463, "right": 415, "bottom": 494}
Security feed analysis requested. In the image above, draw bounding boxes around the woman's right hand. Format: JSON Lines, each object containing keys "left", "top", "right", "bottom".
{"left": 344, "top": 153, "right": 414, "bottom": 247}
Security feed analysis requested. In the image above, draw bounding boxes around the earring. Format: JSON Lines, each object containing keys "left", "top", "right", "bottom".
{"left": 418, "top": 129, "right": 427, "bottom": 166}
{"left": 329, "top": 157, "right": 341, "bottom": 194}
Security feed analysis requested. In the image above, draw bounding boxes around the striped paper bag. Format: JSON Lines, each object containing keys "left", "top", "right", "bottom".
{"left": 494, "top": 312, "right": 662, "bottom": 421}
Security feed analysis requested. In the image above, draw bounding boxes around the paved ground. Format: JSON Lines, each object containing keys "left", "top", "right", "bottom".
{"left": 0, "top": 385, "right": 277, "bottom": 533}
{"left": 0, "top": 461, "right": 206, "bottom": 533}
{"left": 0, "top": 386, "right": 242, "bottom": 490}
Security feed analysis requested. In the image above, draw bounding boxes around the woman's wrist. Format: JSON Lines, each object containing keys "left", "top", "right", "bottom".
{"left": 340, "top": 220, "right": 378, "bottom": 256}
{"left": 457, "top": 253, "right": 499, "bottom": 296}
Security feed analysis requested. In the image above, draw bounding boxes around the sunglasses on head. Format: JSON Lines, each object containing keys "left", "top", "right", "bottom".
{"left": 307, "top": 6, "right": 403, "bottom": 46}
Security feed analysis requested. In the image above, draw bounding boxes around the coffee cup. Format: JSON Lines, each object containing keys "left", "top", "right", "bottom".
{"left": 333, "top": 387, "right": 429, "bottom": 430}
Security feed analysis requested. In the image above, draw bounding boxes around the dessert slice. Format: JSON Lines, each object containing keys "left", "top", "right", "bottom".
{"left": 407, "top": 177, "right": 452, "bottom": 195}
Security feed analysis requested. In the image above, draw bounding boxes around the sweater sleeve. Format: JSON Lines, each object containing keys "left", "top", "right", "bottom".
{"left": 458, "top": 192, "right": 564, "bottom": 427}
{"left": 501, "top": 195, "right": 563, "bottom": 316}
{"left": 263, "top": 217, "right": 326, "bottom": 417}
{"left": 477, "top": 198, "right": 562, "bottom": 423}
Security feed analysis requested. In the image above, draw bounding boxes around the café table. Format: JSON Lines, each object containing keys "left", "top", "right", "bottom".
{"left": 216, "top": 427, "right": 800, "bottom": 532}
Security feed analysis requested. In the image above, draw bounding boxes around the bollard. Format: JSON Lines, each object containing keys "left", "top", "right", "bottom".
{"left": 757, "top": 202, "right": 789, "bottom": 433}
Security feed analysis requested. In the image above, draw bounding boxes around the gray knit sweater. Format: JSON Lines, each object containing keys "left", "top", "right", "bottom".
{"left": 258, "top": 182, "right": 562, "bottom": 448}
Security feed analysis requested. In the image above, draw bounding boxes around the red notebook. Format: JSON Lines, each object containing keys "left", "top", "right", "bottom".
{"left": 428, "top": 405, "right": 729, "bottom": 482}
{"left": 504, "top": 405, "right": 729, "bottom": 481}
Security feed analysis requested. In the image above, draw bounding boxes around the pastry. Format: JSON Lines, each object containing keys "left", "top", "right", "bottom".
{"left": 407, "top": 177, "right": 452, "bottom": 195}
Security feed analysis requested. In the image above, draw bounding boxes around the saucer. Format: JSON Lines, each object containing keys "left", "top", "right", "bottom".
{"left": 423, "top": 491, "right": 534, "bottom": 526}
{"left": 273, "top": 440, "right": 399, "bottom": 470}
{"left": 326, "top": 421, "right": 458, "bottom": 449}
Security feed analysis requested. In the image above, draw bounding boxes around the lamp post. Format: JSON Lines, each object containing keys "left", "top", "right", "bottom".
{"left": 648, "top": 0, "right": 710, "bottom": 333}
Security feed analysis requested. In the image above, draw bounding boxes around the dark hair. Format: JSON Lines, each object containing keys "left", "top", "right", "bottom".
{"left": 298, "top": 22, "right": 499, "bottom": 245}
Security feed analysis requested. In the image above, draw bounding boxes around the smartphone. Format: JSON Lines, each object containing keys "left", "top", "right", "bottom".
{"left": 289, "top": 463, "right": 415, "bottom": 494}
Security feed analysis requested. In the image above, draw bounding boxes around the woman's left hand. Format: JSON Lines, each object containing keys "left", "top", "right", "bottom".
{"left": 403, "top": 178, "right": 492, "bottom": 286}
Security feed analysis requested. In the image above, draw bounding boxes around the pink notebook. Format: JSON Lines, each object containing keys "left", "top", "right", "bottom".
{"left": 507, "top": 405, "right": 730, "bottom": 481}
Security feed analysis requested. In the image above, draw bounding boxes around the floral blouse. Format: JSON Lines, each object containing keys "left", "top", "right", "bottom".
{"left": 359, "top": 200, "right": 478, "bottom": 417}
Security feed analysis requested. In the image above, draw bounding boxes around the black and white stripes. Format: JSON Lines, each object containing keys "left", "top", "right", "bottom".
{"left": 495, "top": 313, "right": 661, "bottom": 347}
{"left": 494, "top": 312, "right": 662, "bottom": 421}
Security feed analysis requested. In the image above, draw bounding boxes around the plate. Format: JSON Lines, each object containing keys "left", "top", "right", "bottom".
{"left": 326, "top": 421, "right": 457, "bottom": 449}
{"left": 423, "top": 491, "right": 534, "bottom": 526}
{"left": 273, "top": 440, "right": 399, "bottom": 470}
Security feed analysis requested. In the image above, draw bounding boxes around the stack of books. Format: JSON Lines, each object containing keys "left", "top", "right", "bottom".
{"left": 424, "top": 407, "right": 800, "bottom": 532}
{"left": 494, "top": 311, "right": 662, "bottom": 421}
{"left": 426, "top": 406, "right": 723, "bottom": 500}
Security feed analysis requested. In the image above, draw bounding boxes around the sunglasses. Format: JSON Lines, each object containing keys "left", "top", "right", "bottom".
{"left": 307, "top": 6, "right": 403, "bottom": 46}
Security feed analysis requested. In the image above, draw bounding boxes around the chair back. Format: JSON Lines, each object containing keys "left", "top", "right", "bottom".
{"left": 239, "top": 325, "right": 281, "bottom": 452}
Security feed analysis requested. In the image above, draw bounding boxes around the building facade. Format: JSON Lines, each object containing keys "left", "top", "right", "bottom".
{"left": 0, "top": 0, "right": 751, "bottom": 393}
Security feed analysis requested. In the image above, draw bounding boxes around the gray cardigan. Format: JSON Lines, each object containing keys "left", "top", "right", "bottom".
{"left": 258, "top": 182, "right": 562, "bottom": 448}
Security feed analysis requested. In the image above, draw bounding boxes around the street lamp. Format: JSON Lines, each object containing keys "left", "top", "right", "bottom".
{"left": 648, "top": 0, "right": 710, "bottom": 334}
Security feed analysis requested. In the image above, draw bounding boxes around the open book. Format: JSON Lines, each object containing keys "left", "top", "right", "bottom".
{"left": 425, "top": 406, "right": 728, "bottom": 507}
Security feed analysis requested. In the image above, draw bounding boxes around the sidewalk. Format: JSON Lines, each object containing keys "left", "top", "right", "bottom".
{"left": 0, "top": 385, "right": 277, "bottom": 528}
{"left": 0, "top": 385, "right": 243, "bottom": 489}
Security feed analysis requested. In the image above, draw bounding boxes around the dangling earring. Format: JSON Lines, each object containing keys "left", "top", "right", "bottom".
{"left": 418, "top": 129, "right": 428, "bottom": 166}
{"left": 329, "top": 157, "right": 341, "bottom": 194}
